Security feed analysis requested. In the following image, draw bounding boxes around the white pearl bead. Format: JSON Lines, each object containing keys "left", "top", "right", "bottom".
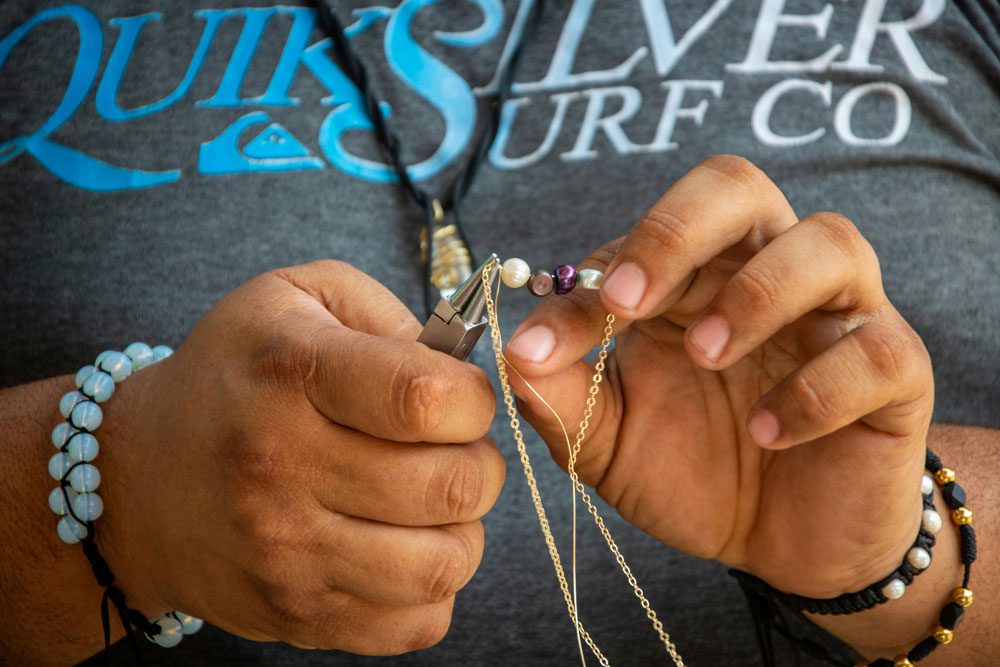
{"left": 577, "top": 268, "right": 605, "bottom": 290}
{"left": 124, "top": 342, "right": 155, "bottom": 372}
{"left": 82, "top": 370, "right": 115, "bottom": 403}
{"left": 921, "top": 474, "right": 934, "bottom": 496}
{"left": 59, "top": 391, "right": 87, "bottom": 419}
{"left": 56, "top": 515, "right": 88, "bottom": 544}
{"left": 51, "top": 422, "right": 79, "bottom": 449}
{"left": 151, "top": 345, "right": 173, "bottom": 362}
{"left": 149, "top": 615, "right": 184, "bottom": 648}
{"left": 923, "top": 509, "right": 942, "bottom": 534}
{"left": 173, "top": 612, "right": 204, "bottom": 635}
{"left": 881, "top": 577, "right": 906, "bottom": 600}
{"left": 69, "top": 401, "right": 103, "bottom": 431}
{"left": 75, "top": 365, "right": 97, "bottom": 389}
{"left": 48, "top": 452, "right": 71, "bottom": 481}
{"left": 68, "top": 464, "right": 101, "bottom": 493}
{"left": 67, "top": 433, "right": 99, "bottom": 463}
{"left": 501, "top": 258, "right": 531, "bottom": 289}
{"left": 72, "top": 492, "right": 104, "bottom": 522}
{"left": 907, "top": 546, "right": 931, "bottom": 570}
{"left": 48, "top": 487, "right": 77, "bottom": 515}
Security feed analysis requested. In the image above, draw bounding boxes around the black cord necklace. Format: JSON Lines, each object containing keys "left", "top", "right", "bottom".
{"left": 313, "top": 0, "right": 545, "bottom": 317}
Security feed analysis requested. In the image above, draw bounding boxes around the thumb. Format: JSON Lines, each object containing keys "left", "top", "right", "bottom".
{"left": 505, "top": 357, "right": 621, "bottom": 488}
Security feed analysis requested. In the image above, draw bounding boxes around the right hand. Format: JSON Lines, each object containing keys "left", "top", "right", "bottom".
{"left": 99, "top": 260, "right": 503, "bottom": 654}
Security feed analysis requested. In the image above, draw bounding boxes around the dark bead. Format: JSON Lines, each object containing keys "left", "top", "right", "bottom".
{"left": 942, "top": 482, "right": 967, "bottom": 509}
{"left": 527, "top": 270, "right": 554, "bottom": 297}
{"left": 553, "top": 264, "right": 578, "bottom": 295}
{"left": 939, "top": 602, "right": 965, "bottom": 630}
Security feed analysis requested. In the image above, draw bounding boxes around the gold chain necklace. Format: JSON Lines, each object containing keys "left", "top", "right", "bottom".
{"left": 481, "top": 259, "right": 685, "bottom": 667}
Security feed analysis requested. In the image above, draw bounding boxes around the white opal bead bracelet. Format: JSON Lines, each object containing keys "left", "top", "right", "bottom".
{"left": 49, "top": 342, "right": 203, "bottom": 648}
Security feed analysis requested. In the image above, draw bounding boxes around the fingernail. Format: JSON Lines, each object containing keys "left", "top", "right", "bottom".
{"left": 508, "top": 325, "right": 555, "bottom": 364}
{"left": 689, "top": 315, "right": 730, "bottom": 362}
{"left": 601, "top": 263, "right": 646, "bottom": 311}
{"left": 748, "top": 409, "right": 780, "bottom": 447}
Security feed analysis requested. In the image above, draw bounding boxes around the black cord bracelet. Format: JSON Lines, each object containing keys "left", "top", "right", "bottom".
{"left": 733, "top": 448, "right": 977, "bottom": 667}
{"left": 731, "top": 479, "right": 938, "bottom": 616}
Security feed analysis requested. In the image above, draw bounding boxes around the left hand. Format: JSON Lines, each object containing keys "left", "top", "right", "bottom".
{"left": 504, "top": 155, "right": 935, "bottom": 598}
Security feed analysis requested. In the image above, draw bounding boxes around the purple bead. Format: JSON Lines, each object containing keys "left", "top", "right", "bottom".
{"left": 554, "top": 264, "right": 578, "bottom": 295}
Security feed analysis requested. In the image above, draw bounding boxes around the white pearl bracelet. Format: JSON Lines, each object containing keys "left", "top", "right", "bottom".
{"left": 49, "top": 342, "right": 203, "bottom": 648}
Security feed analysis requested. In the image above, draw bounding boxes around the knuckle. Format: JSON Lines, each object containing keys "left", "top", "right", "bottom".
{"left": 731, "top": 265, "right": 784, "bottom": 313}
{"left": 389, "top": 359, "right": 448, "bottom": 438}
{"left": 264, "top": 582, "right": 320, "bottom": 630}
{"left": 229, "top": 428, "right": 293, "bottom": 490}
{"left": 698, "top": 154, "right": 765, "bottom": 188}
{"left": 421, "top": 542, "right": 470, "bottom": 602}
{"left": 787, "top": 370, "right": 838, "bottom": 426}
{"left": 856, "top": 325, "right": 914, "bottom": 383}
{"left": 405, "top": 613, "right": 451, "bottom": 652}
{"left": 811, "top": 212, "right": 867, "bottom": 259}
{"left": 428, "top": 454, "right": 485, "bottom": 521}
{"left": 636, "top": 207, "right": 690, "bottom": 257}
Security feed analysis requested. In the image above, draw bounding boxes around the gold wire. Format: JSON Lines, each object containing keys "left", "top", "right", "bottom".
{"left": 482, "top": 259, "right": 685, "bottom": 667}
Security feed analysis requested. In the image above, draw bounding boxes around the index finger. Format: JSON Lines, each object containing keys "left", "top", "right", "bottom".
{"left": 307, "top": 324, "right": 496, "bottom": 443}
{"left": 599, "top": 155, "right": 798, "bottom": 320}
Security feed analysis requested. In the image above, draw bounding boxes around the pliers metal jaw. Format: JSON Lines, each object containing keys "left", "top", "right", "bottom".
{"left": 418, "top": 253, "right": 500, "bottom": 361}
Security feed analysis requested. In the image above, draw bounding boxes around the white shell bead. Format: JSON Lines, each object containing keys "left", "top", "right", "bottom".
{"left": 82, "top": 370, "right": 115, "bottom": 403}
{"left": 150, "top": 615, "right": 184, "bottom": 648}
{"left": 922, "top": 509, "right": 942, "bottom": 534}
{"left": 72, "top": 492, "right": 104, "bottom": 521}
{"left": 151, "top": 345, "right": 173, "bottom": 362}
{"left": 57, "top": 515, "right": 88, "bottom": 544}
{"left": 577, "top": 268, "right": 605, "bottom": 290}
{"left": 124, "top": 342, "right": 155, "bottom": 372}
{"left": 907, "top": 546, "right": 931, "bottom": 570}
{"left": 67, "top": 432, "right": 99, "bottom": 463}
{"left": 99, "top": 352, "right": 133, "bottom": 383}
{"left": 69, "top": 401, "right": 103, "bottom": 431}
{"left": 501, "top": 258, "right": 531, "bottom": 289}
{"left": 921, "top": 473, "right": 934, "bottom": 496}
{"left": 52, "top": 422, "right": 79, "bottom": 449}
{"left": 881, "top": 578, "right": 906, "bottom": 600}
{"left": 48, "top": 487, "right": 77, "bottom": 515}
{"left": 59, "top": 391, "right": 87, "bottom": 419}
{"left": 75, "top": 365, "right": 97, "bottom": 389}
{"left": 68, "top": 464, "right": 101, "bottom": 493}
{"left": 48, "top": 452, "right": 71, "bottom": 481}
{"left": 173, "top": 612, "right": 204, "bottom": 635}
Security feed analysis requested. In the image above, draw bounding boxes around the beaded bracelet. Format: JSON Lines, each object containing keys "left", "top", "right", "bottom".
{"left": 48, "top": 343, "right": 203, "bottom": 653}
{"left": 732, "top": 448, "right": 977, "bottom": 667}
{"left": 731, "top": 474, "right": 939, "bottom": 616}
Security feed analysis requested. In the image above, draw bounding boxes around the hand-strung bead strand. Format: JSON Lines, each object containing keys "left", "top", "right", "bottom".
{"left": 501, "top": 257, "right": 605, "bottom": 296}
{"left": 48, "top": 343, "right": 204, "bottom": 651}
{"left": 484, "top": 258, "right": 685, "bottom": 667}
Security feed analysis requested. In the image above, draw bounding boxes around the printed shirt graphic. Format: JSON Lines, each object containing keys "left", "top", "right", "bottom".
{"left": 2, "top": 2, "right": 998, "bottom": 666}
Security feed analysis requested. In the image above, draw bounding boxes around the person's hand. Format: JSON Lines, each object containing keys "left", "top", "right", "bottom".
{"left": 98, "top": 260, "right": 503, "bottom": 654}
{"left": 505, "top": 155, "right": 934, "bottom": 599}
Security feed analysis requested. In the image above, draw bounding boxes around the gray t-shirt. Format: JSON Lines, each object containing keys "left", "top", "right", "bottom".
{"left": 2, "top": 1, "right": 998, "bottom": 665}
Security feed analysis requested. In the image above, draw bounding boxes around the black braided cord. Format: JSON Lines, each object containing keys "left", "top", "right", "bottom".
{"left": 732, "top": 448, "right": 977, "bottom": 667}
{"left": 731, "top": 491, "right": 937, "bottom": 617}
{"left": 60, "top": 402, "right": 161, "bottom": 666}
{"left": 313, "top": 0, "right": 545, "bottom": 317}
